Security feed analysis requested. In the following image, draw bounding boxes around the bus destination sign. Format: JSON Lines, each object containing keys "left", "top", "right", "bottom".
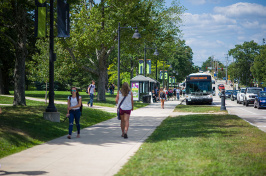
{"left": 190, "top": 77, "right": 207, "bottom": 80}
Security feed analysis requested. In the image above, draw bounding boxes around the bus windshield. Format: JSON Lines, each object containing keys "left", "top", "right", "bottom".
{"left": 186, "top": 81, "right": 212, "bottom": 94}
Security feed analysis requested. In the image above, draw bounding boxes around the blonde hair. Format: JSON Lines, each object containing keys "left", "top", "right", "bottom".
{"left": 121, "top": 82, "right": 131, "bottom": 96}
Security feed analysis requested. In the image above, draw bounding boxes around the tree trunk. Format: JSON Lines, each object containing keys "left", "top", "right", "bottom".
{"left": 0, "top": 62, "right": 11, "bottom": 95}
{"left": 0, "top": 67, "right": 4, "bottom": 94}
{"left": 13, "top": 2, "right": 27, "bottom": 106}
{"left": 13, "top": 45, "right": 26, "bottom": 106}
{"left": 97, "top": 48, "right": 107, "bottom": 102}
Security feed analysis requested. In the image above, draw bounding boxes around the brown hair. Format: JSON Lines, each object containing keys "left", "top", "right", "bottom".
{"left": 121, "top": 82, "right": 131, "bottom": 97}
{"left": 70, "top": 87, "right": 80, "bottom": 103}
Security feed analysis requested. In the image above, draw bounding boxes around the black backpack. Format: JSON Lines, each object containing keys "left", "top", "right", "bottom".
{"left": 69, "top": 96, "right": 83, "bottom": 116}
{"left": 86, "top": 85, "right": 91, "bottom": 94}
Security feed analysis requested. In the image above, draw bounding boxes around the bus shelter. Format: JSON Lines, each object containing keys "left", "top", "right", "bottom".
{"left": 130, "top": 75, "right": 152, "bottom": 102}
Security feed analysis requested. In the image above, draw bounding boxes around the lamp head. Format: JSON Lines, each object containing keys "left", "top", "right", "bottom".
{"left": 153, "top": 49, "right": 159, "bottom": 56}
{"left": 132, "top": 29, "right": 141, "bottom": 39}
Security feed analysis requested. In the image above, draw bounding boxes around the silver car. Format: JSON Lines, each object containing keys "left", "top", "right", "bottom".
{"left": 237, "top": 88, "right": 246, "bottom": 104}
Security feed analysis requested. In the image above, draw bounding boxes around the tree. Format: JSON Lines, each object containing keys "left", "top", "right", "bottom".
{"left": 228, "top": 41, "right": 260, "bottom": 86}
{"left": 251, "top": 45, "right": 266, "bottom": 87}
{"left": 59, "top": 0, "right": 185, "bottom": 101}
{"left": 201, "top": 57, "right": 213, "bottom": 71}
{"left": 0, "top": 0, "right": 36, "bottom": 105}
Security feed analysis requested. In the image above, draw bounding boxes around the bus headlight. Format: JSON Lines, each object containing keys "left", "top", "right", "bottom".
{"left": 207, "top": 94, "right": 213, "bottom": 98}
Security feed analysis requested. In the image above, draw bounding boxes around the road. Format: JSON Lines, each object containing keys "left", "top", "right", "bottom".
{"left": 213, "top": 79, "right": 266, "bottom": 132}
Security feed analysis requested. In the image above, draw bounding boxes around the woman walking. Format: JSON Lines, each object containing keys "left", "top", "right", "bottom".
{"left": 115, "top": 82, "right": 133, "bottom": 139}
{"left": 159, "top": 88, "right": 166, "bottom": 109}
{"left": 66, "top": 87, "right": 82, "bottom": 139}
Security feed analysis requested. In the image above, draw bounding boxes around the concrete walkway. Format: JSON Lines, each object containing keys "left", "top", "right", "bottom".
{"left": 0, "top": 100, "right": 179, "bottom": 176}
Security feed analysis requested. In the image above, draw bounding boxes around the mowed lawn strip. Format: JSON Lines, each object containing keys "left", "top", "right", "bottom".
{"left": 116, "top": 114, "right": 266, "bottom": 176}
{"left": 0, "top": 96, "right": 115, "bottom": 159}
{"left": 174, "top": 104, "right": 226, "bottom": 113}
{"left": 7, "top": 91, "right": 149, "bottom": 109}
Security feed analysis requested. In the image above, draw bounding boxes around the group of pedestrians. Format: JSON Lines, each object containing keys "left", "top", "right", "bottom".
{"left": 157, "top": 86, "right": 181, "bottom": 109}
{"left": 66, "top": 81, "right": 133, "bottom": 140}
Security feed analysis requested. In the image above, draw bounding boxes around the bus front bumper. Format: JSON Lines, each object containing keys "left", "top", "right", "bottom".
{"left": 187, "top": 97, "right": 213, "bottom": 103}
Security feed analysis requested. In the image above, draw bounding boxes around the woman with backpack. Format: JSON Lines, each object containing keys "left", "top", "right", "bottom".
{"left": 66, "top": 87, "right": 82, "bottom": 139}
{"left": 115, "top": 82, "right": 133, "bottom": 139}
{"left": 159, "top": 88, "right": 166, "bottom": 109}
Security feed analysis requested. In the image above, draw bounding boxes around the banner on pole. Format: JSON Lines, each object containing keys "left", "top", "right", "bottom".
{"left": 57, "top": 0, "right": 70, "bottom": 37}
{"left": 35, "top": 0, "right": 47, "bottom": 38}
{"left": 146, "top": 59, "right": 151, "bottom": 74}
{"left": 164, "top": 70, "right": 168, "bottom": 79}
{"left": 139, "top": 60, "right": 144, "bottom": 74}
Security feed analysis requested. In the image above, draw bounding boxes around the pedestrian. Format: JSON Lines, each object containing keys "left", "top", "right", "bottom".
{"left": 176, "top": 87, "right": 180, "bottom": 100}
{"left": 109, "top": 83, "right": 113, "bottom": 95}
{"left": 112, "top": 83, "right": 115, "bottom": 94}
{"left": 115, "top": 82, "right": 133, "bottom": 139}
{"left": 87, "top": 80, "right": 96, "bottom": 107}
{"left": 66, "top": 87, "right": 82, "bottom": 139}
{"left": 159, "top": 88, "right": 166, "bottom": 109}
{"left": 163, "top": 87, "right": 167, "bottom": 101}
{"left": 154, "top": 86, "right": 159, "bottom": 101}
{"left": 173, "top": 86, "right": 177, "bottom": 100}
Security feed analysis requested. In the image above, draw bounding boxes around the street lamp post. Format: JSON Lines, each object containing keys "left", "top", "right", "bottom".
{"left": 43, "top": 0, "right": 60, "bottom": 122}
{"left": 46, "top": 0, "right": 56, "bottom": 113}
{"left": 117, "top": 22, "right": 140, "bottom": 91}
{"left": 143, "top": 45, "right": 159, "bottom": 76}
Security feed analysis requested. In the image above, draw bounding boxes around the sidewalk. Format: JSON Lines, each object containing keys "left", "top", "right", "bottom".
{"left": 0, "top": 100, "right": 179, "bottom": 176}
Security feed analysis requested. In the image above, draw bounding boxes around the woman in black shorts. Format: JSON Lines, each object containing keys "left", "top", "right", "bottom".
{"left": 159, "top": 88, "right": 166, "bottom": 109}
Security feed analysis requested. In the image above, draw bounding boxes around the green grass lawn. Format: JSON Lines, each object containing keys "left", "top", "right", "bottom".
{"left": 0, "top": 96, "right": 14, "bottom": 104}
{"left": 174, "top": 104, "right": 226, "bottom": 113}
{"left": 0, "top": 96, "right": 115, "bottom": 159}
{"left": 116, "top": 114, "right": 266, "bottom": 176}
{"left": 7, "top": 91, "right": 149, "bottom": 109}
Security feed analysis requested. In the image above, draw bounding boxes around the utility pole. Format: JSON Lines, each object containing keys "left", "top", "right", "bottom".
{"left": 225, "top": 54, "right": 229, "bottom": 85}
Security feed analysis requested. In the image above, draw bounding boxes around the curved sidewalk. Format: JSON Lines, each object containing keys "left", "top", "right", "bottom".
{"left": 0, "top": 100, "right": 179, "bottom": 176}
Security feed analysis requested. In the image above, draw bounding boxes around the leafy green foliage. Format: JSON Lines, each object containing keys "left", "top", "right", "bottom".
{"left": 228, "top": 41, "right": 261, "bottom": 86}
{"left": 251, "top": 45, "right": 266, "bottom": 87}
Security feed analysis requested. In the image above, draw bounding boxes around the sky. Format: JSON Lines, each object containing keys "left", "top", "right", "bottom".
{"left": 168, "top": 0, "right": 266, "bottom": 67}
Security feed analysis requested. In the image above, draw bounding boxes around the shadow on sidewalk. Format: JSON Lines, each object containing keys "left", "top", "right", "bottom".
{"left": 45, "top": 115, "right": 166, "bottom": 147}
{"left": 0, "top": 170, "right": 48, "bottom": 175}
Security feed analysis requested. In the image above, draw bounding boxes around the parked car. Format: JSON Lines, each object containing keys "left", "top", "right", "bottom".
{"left": 237, "top": 88, "right": 246, "bottom": 104}
{"left": 254, "top": 91, "right": 266, "bottom": 109}
{"left": 225, "top": 90, "right": 233, "bottom": 98}
{"left": 243, "top": 87, "right": 264, "bottom": 106}
{"left": 231, "top": 90, "right": 239, "bottom": 101}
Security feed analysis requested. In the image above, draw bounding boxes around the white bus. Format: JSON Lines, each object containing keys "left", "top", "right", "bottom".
{"left": 185, "top": 73, "right": 214, "bottom": 105}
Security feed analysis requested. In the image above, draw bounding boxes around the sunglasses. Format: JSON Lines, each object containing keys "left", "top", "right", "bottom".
{"left": 71, "top": 90, "right": 76, "bottom": 92}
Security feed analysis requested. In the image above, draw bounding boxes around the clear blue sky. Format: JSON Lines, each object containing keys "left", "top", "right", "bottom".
{"left": 170, "top": 0, "right": 266, "bottom": 67}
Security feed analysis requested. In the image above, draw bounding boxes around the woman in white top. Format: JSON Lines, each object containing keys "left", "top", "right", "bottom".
{"left": 115, "top": 82, "right": 133, "bottom": 139}
{"left": 66, "top": 87, "right": 82, "bottom": 139}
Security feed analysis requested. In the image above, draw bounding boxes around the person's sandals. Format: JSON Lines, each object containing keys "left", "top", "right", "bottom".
{"left": 77, "top": 134, "right": 80, "bottom": 138}
{"left": 124, "top": 133, "right": 128, "bottom": 139}
{"left": 67, "top": 135, "right": 71, "bottom": 139}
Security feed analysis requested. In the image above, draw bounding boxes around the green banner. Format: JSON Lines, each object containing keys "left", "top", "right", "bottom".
{"left": 139, "top": 60, "right": 143, "bottom": 74}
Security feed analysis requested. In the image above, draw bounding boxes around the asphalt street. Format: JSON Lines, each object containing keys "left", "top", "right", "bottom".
{"left": 213, "top": 79, "right": 266, "bottom": 132}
